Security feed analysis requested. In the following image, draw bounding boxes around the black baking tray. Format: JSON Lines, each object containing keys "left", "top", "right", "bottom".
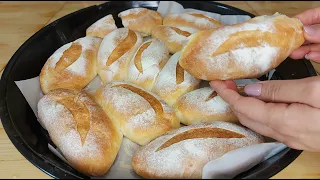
{"left": 0, "top": 1, "right": 316, "bottom": 179}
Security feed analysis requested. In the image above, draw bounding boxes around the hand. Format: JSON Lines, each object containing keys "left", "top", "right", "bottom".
{"left": 210, "top": 76, "right": 320, "bottom": 152}
{"left": 290, "top": 7, "right": 320, "bottom": 62}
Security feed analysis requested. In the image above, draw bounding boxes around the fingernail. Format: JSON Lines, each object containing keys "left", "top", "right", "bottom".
{"left": 303, "top": 25, "right": 316, "bottom": 34}
{"left": 244, "top": 83, "right": 262, "bottom": 97}
{"left": 305, "top": 53, "right": 310, "bottom": 60}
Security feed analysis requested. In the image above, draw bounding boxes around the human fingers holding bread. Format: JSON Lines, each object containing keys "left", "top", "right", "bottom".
{"left": 209, "top": 7, "right": 320, "bottom": 152}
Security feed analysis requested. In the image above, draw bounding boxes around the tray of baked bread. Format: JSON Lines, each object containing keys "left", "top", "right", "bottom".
{"left": 0, "top": 1, "right": 317, "bottom": 179}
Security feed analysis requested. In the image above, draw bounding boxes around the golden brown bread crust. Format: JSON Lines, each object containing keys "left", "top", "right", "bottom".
{"left": 94, "top": 81, "right": 180, "bottom": 146}
{"left": 127, "top": 38, "right": 170, "bottom": 90}
{"left": 163, "top": 12, "right": 222, "bottom": 33}
{"left": 97, "top": 28, "right": 143, "bottom": 83}
{"left": 86, "top": 14, "right": 117, "bottom": 38}
{"left": 173, "top": 86, "right": 246, "bottom": 125}
{"left": 132, "top": 121, "right": 264, "bottom": 179}
{"left": 37, "top": 89, "right": 123, "bottom": 176}
{"left": 151, "top": 51, "right": 201, "bottom": 106}
{"left": 179, "top": 13, "right": 305, "bottom": 81}
{"left": 118, "top": 8, "right": 163, "bottom": 36}
{"left": 40, "top": 36, "right": 102, "bottom": 94}
{"left": 151, "top": 25, "right": 191, "bottom": 54}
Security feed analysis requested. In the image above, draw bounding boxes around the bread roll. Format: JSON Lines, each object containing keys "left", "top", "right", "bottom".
{"left": 151, "top": 51, "right": 201, "bottom": 106}
{"left": 37, "top": 89, "right": 122, "bottom": 176}
{"left": 94, "top": 81, "right": 180, "bottom": 146}
{"left": 174, "top": 86, "right": 246, "bottom": 125}
{"left": 118, "top": 8, "right": 162, "bottom": 37}
{"left": 127, "top": 38, "right": 170, "bottom": 90}
{"left": 179, "top": 13, "right": 305, "bottom": 81}
{"left": 163, "top": 12, "right": 222, "bottom": 34}
{"left": 40, "top": 36, "right": 102, "bottom": 94}
{"left": 132, "top": 121, "right": 264, "bottom": 179}
{"left": 86, "top": 14, "right": 117, "bottom": 38}
{"left": 152, "top": 25, "right": 191, "bottom": 54}
{"left": 97, "top": 28, "right": 143, "bottom": 83}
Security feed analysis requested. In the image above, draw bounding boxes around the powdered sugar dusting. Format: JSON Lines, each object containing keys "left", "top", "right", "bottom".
{"left": 133, "top": 121, "right": 264, "bottom": 178}
{"left": 127, "top": 38, "right": 170, "bottom": 90}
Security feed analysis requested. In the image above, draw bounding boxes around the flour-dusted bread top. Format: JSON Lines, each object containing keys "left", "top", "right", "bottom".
{"left": 40, "top": 36, "right": 102, "bottom": 94}
{"left": 118, "top": 8, "right": 163, "bottom": 36}
{"left": 86, "top": 14, "right": 117, "bottom": 38}
{"left": 179, "top": 13, "right": 305, "bottom": 80}
{"left": 38, "top": 89, "right": 122, "bottom": 176}
{"left": 152, "top": 51, "right": 201, "bottom": 106}
{"left": 94, "top": 81, "right": 180, "bottom": 146}
{"left": 127, "top": 38, "right": 170, "bottom": 90}
{"left": 97, "top": 28, "right": 143, "bottom": 83}
{"left": 132, "top": 121, "right": 264, "bottom": 179}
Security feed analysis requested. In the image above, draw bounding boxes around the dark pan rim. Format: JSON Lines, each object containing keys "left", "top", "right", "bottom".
{"left": 0, "top": 1, "right": 304, "bottom": 179}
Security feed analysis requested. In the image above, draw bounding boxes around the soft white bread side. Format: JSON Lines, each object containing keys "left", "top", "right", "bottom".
{"left": 97, "top": 28, "right": 143, "bottom": 84}
{"left": 94, "top": 81, "right": 180, "bottom": 146}
{"left": 174, "top": 87, "right": 247, "bottom": 125}
{"left": 127, "top": 38, "right": 170, "bottom": 91}
{"left": 37, "top": 89, "right": 123, "bottom": 176}
{"left": 86, "top": 14, "right": 117, "bottom": 38}
{"left": 132, "top": 121, "right": 264, "bottom": 179}
{"left": 40, "top": 36, "right": 102, "bottom": 94}
{"left": 151, "top": 51, "right": 201, "bottom": 107}
{"left": 179, "top": 13, "right": 305, "bottom": 81}
{"left": 151, "top": 25, "right": 191, "bottom": 54}
{"left": 163, "top": 12, "right": 222, "bottom": 34}
{"left": 118, "top": 8, "right": 163, "bottom": 36}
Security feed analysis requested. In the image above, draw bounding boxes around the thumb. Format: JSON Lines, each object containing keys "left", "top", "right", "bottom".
{"left": 303, "top": 25, "right": 320, "bottom": 43}
{"left": 243, "top": 76, "right": 319, "bottom": 107}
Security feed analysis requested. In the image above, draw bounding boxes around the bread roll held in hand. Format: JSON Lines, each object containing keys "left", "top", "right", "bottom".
{"left": 97, "top": 28, "right": 143, "bottom": 83}
{"left": 118, "top": 8, "right": 162, "bottom": 37}
{"left": 174, "top": 86, "right": 246, "bottom": 125}
{"left": 163, "top": 12, "right": 222, "bottom": 34}
{"left": 127, "top": 38, "right": 170, "bottom": 90}
{"left": 94, "top": 81, "right": 180, "bottom": 146}
{"left": 40, "top": 36, "right": 102, "bottom": 94}
{"left": 37, "top": 89, "right": 122, "bottom": 176}
{"left": 151, "top": 25, "right": 191, "bottom": 54}
{"left": 179, "top": 13, "right": 305, "bottom": 81}
{"left": 86, "top": 14, "right": 117, "bottom": 38}
{"left": 132, "top": 121, "right": 264, "bottom": 179}
{"left": 151, "top": 51, "right": 201, "bottom": 106}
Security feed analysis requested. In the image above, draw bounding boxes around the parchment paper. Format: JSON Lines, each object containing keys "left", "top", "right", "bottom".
{"left": 14, "top": 1, "right": 283, "bottom": 179}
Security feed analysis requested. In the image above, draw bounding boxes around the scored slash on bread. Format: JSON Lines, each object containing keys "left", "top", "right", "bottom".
{"left": 97, "top": 28, "right": 143, "bottom": 83}
{"left": 127, "top": 38, "right": 170, "bottom": 91}
{"left": 179, "top": 13, "right": 305, "bottom": 81}
{"left": 132, "top": 121, "right": 264, "bottom": 179}
{"left": 40, "top": 36, "right": 102, "bottom": 94}
{"left": 93, "top": 81, "right": 180, "bottom": 146}
{"left": 152, "top": 51, "right": 201, "bottom": 106}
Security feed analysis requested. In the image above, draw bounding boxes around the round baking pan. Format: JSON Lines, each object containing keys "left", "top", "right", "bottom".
{"left": 0, "top": 1, "right": 316, "bottom": 179}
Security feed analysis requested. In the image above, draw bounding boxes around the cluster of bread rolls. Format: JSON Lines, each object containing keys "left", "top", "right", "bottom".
{"left": 37, "top": 6, "right": 304, "bottom": 178}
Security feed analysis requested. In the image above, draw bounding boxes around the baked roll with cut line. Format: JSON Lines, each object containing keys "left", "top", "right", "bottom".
{"left": 163, "top": 12, "right": 222, "bottom": 34}
{"left": 132, "top": 121, "right": 264, "bottom": 179}
{"left": 179, "top": 13, "right": 305, "bottom": 81}
{"left": 127, "top": 38, "right": 170, "bottom": 91}
{"left": 152, "top": 25, "right": 191, "bottom": 54}
{"left": 40, "top": 36, "right": 102, "bottom": 94}
{"left": 86, "top": 14, "right": 118, "bottom": 38}
{"left": 38, "top": 89, "right": 122, "bottom": 176}
{"left": 174, "top": 86, "right": 246, "bottom": 125}
{"left": 118, "top": 8, "right": 163, "bottom": 36}
{"left": 94, "top": 81, "right": 180, "bottom": 146}
{"left": 152, "top": 51, "right": 201, "bottom": 106}
{"left": 97, "top": 28, "right": 143, "bottom": 83}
